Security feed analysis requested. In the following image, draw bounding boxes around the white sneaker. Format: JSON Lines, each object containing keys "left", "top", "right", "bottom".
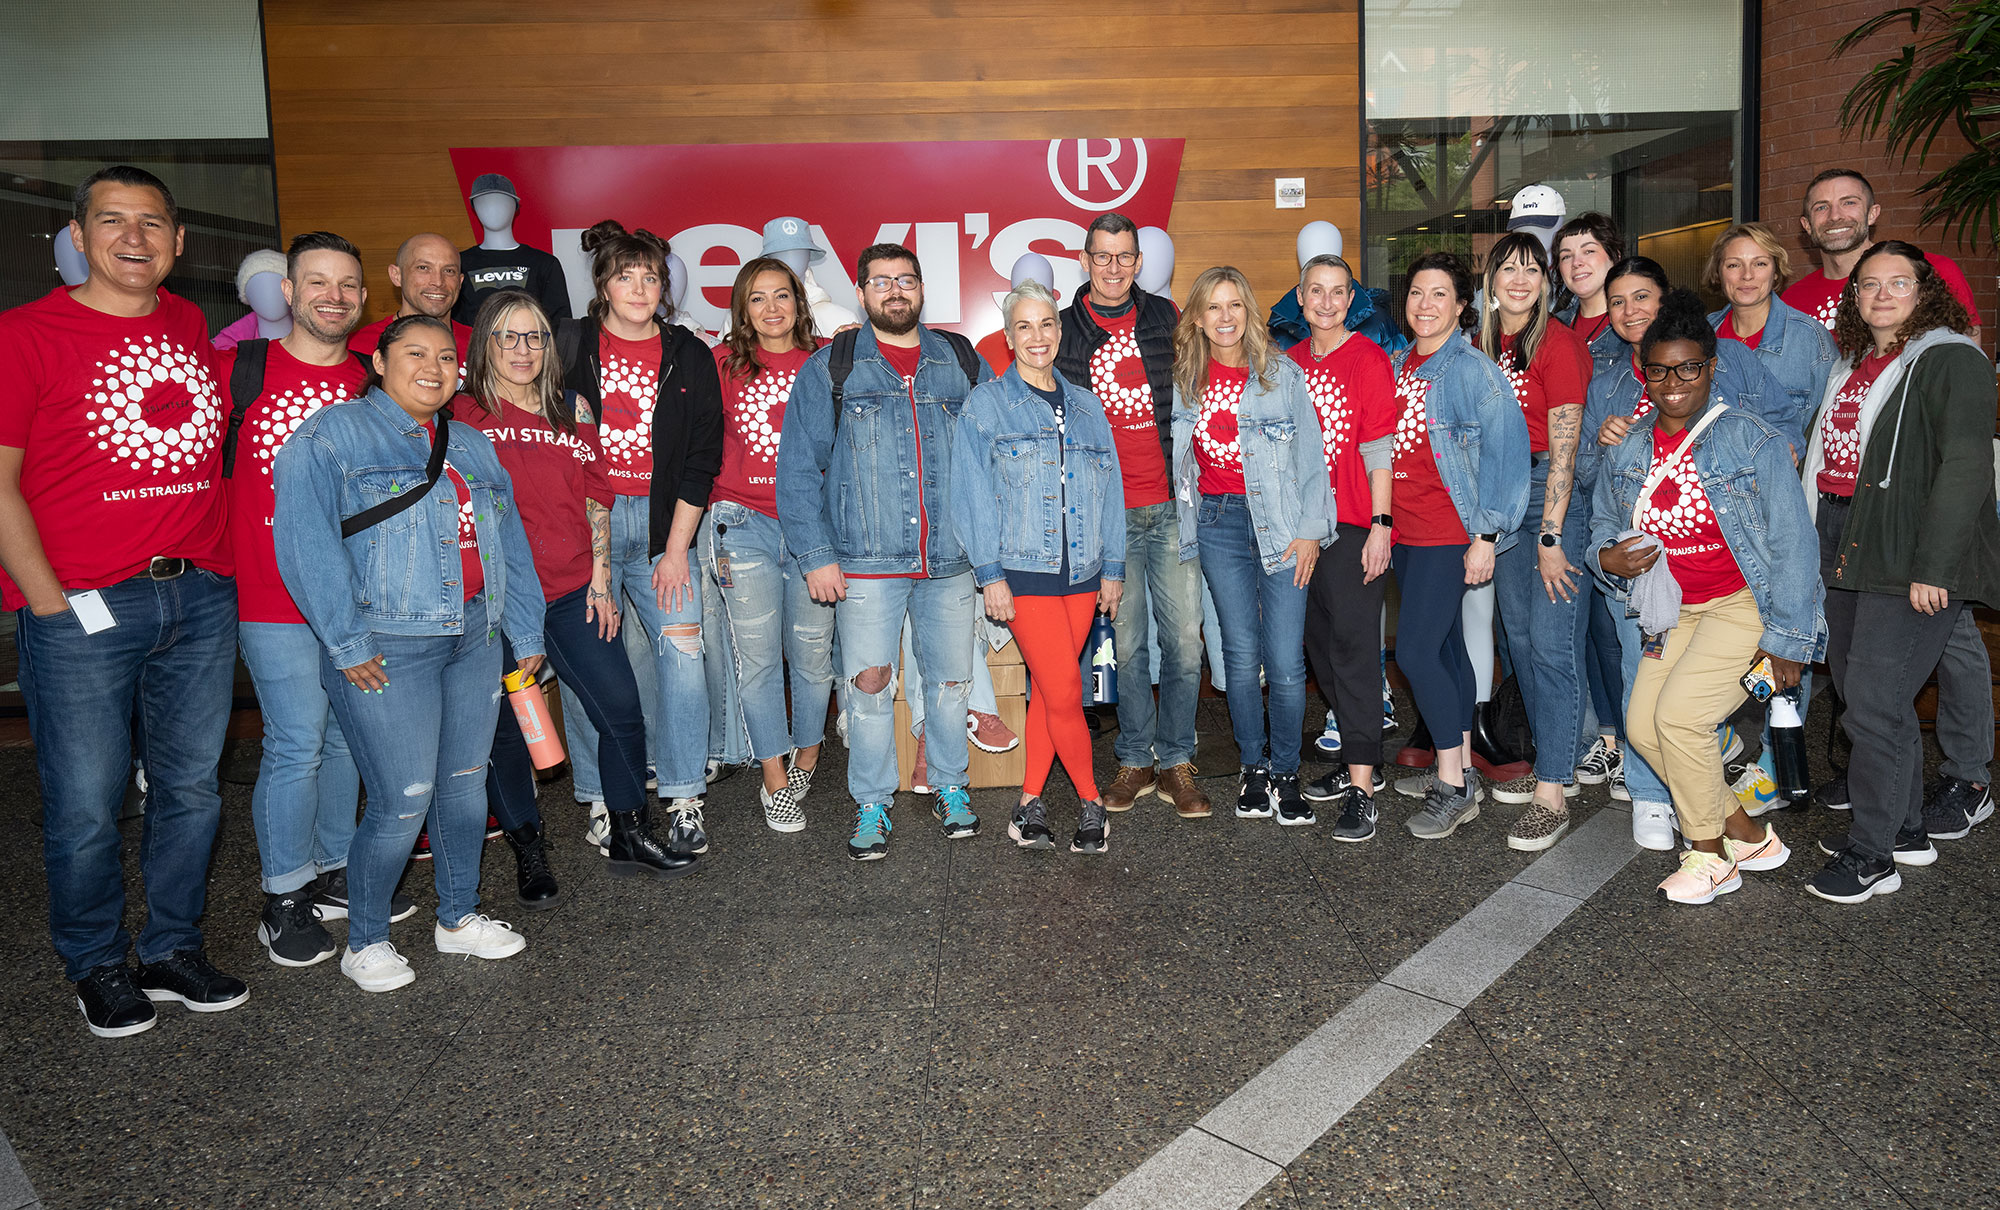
{"left": 584, "top": 800, "right": 610, "bottom": 855}
{"left": 1632, "top": 800, "right": 1678, "bottom": 852}
{"left": 341, "top": 941, "right": 415, "bottom": 993}
{"left": 434, "top": 913, "right": 527, "bottom": 960}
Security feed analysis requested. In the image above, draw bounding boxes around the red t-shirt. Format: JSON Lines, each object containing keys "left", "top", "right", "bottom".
{"left": 1193, "top": 361, "right": 1250, "bottom": 497}
{"left": 878, "top": 339, "right": 922, "bottom": 381}
{"left": 1087, "top": 302, "right": 1172, "bottom": 509}
{"left": 423, "top": 420, "right": 484, "bottom": 600}
{"left": 1717, "top": 311, "right": 1764, "bottom": 351}
{"left": 974, "top": 329, "right": 1012, "bottom": 375}
{"left": 0, "top": 287, "right": 230, "bottom": 610}
{"left": 1390, "top": 351, "right": 1470, "bottom": 546}
{"left": 1815, "top": 352, "right": 1892, "bottom": 497}
{"left": 221, "top": 342, "right": 368, "bottom": 624}
{"left": 1640, "top": 426, "right": 1746, "bottom": 604}
{"left": 1628, "top": 357, "right": 1656, "bottom": 424}
{"left": 1287, "top": 334, "right": 1396, "bottom": 529}
{"left": 595, "top": 329, "right": 661, "bottom": 494}
{"left": 712, "top": 344, "right": 812, "bottom": 518}
{"left": 1497, "top": 323, "right": 1591, "bottom": 453}
{"left": 850, "top": 338, "right": 929, "bottom": 580}
{"left": 1782, "top": 254, "right": 1982, "bottom": 332}
{"left": 348, "top": 315, "right": 471, "bottom": 389}
{"left": 465, "top": 399, "right": 614, "bottom": 601}
{"left": 1571, "top": 311, "right": 1612, "bottom": 346}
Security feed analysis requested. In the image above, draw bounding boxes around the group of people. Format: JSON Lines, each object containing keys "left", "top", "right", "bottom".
{"left": 3, "top": 163, "right": 1994, "bottom": 1039}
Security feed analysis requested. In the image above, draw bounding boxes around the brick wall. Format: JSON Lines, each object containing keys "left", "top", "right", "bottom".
{"left": 1761, "top": 0, "right": 1997, "bottom": 355}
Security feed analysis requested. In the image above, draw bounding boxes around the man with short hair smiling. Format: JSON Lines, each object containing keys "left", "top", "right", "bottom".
{"left": 1054, "top": 213, "right": 1211, "bottom": 819}
{"left": 349, "top": 231, "right": 473, "bottom": 364}
{"left": 1784, "top": 168, "right": 1981, "bottom": 339}
{"left": 777, "top": 242, "right": 994, "bottom": 860}
{"left": 0, "top": 165, "right": 248, "bottom": 1037}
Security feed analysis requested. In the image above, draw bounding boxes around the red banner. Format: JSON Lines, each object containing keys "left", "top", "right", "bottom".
{"left": 448, "top": 139, "right": 1183, "bottom": 339}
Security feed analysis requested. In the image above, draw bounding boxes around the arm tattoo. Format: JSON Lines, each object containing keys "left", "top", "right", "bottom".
{"left": 1542, "top": 404, "right": 1582, "bottom": 533}
{"left": 587, "top": 499, "right": 611, "bottom": 563}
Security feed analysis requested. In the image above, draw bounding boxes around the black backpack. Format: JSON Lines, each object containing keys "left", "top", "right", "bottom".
{"left": 826, "top": 327, "right": 982, "bottom": 426}
{"left": 222, "top": 337, "right": 370, "bottom": 478}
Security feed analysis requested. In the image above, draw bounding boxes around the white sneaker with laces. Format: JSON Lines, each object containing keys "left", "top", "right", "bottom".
{"left": 435, "top": 913, "right": 527, "bottom": 960}
{"left": 1632, "top": 800, "right": 1678, "bottom": 851}
{"left": 341, "top": 941, "right": 415, "bottom": 993}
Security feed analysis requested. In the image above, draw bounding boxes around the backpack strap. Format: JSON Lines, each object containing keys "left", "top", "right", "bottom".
{"left": 339, "top": 417, "right": 451, "bottom": 538}
{"left": 827, "top": 327, "right": 860, "bottom": 430}
{"left": 937, "top": 329, "right": 982, "bottom": 394}
{"left": 222, "top": 338, "right": 271, "bottom": 479}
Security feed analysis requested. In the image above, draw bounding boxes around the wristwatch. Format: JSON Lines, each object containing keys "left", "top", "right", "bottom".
{"left": 1371, "top": 513, "right": 1393, "bottom": 528}
{"left": 1474, "top": 532, "right": 1499, "bottom": 543}
{"left": 1539, "top": 532, "right": 1560, "bottom": 548}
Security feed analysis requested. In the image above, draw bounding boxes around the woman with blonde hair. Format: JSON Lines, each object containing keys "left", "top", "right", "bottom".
{"left": 1703, "top": 222, "right": 1838, "bottom": 427}
{"left": 1171, "top": 266, "right": 1331, "bottom": 825}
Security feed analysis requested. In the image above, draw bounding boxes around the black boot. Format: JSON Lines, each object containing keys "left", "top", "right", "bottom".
{"left": 503, "top": 821, "right": 562, "bottom": 909}
{"left": 1395, "top": 715, "right": 1435, "bottom": 768}
{"left": 606, "top": 809, "right": 699, "bottom": 879}
{"left": 1471, "top": 701, "right": 1532, "bottom": 778}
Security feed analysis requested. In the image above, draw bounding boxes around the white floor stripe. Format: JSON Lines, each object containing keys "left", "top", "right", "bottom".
{"left": 1086, "top": 806, "right": 1641, "bottom": 1208}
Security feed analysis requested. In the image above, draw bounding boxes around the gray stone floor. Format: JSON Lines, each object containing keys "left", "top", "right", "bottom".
{"left": 0, "top": 695, "right": 1995, "bottom": 1208}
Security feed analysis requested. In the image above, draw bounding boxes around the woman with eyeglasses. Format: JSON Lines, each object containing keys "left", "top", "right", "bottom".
{"left": 1590, "top": 289, "right": 1821, "bottom": 906}
{"left": 275, "top": 315, "right": 546, "bottom": 991}
{"left": 1802, "top": 241, "right": 2000, "bottom": 902}
{"left": 467, "top": 291, "right": 694, "bottom": 899}
{"left": 1476, "top": 233, "right": 1595, "bottom": 849}
{"left": 1172, "top": 266, "right": 1332, "bottom": 824}
{"left": 555, "top": 220, "right": 723, "bottom": 861}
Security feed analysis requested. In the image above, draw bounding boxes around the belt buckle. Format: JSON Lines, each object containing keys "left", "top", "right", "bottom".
{"left": 147, "top": 556, "right": 186, "bottom": 580}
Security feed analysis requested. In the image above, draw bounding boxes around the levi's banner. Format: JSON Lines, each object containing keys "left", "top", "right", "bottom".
{"left": 449, "top": 139, "right": 1183, "bottom": 340}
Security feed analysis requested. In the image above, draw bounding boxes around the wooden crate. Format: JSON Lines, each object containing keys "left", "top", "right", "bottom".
{"left": 894, "top": 692, "right": 1026, "bottom": 790}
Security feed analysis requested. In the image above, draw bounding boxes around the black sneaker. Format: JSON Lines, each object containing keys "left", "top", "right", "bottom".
{"left": 135, "top": 949, "right": 250, "bottom": 1014}
{"left": 75, "top": 963, "right": 157, "bottom": 1038}
{"left": 1070, "top": 800, "right": 1109, "bottom": 854}
{"left": 1333, "top": 789, "right": 1378, "bottom": 843}
{"left": 311, "top": 868, "right": 416, "bottom": 924}
{"left": 1235, "top": 766, "right": 1275, "bottom": 819}
{"left": 1272, "top": 773, "right": 1315, "bottom": 826}
{"left": 1923, "top": 776, "right": 1994, "bottom": 841}
{"left": 1817, "top": 773, "right": 1851, "bottom": 812}
{"left": 257, "top": 891, "right": 336, "bottom": 967}
{"left": 1818, "top": 826, "right": 1937, "bottom": 866}
{"left": 1806, "top": 849, "right": 1902, "bottom": 904}
{"left": 1009, "top": 796, "right": 1054, "bottom": 850}
{"left": 1304, "top": 768, "right": 1350, "bottom": 802}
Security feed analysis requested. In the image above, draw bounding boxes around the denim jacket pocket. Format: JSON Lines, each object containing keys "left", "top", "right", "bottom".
{"left": 841, "top": 397, "right": 888, "bottom": 452}
{"left": 1720, "top": 469, "right": 1765, "bottom": 533}
{"left": 995, "top": 436, "right": 1036, "bottom": 490}
{"left": 351, "top": 469, "right": 428, "bottom": 536}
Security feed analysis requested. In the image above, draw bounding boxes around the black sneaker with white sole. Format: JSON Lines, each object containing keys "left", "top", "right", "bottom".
{"left": 1923, "top": 776, "right": 1994, "bottom": 841}
{"left": 1009, "top": 797, "right": 1054, "bottom": 850}
{"left": 1304, "top": 767, "right": 1385, "bottom": 802}
{"left": 1817, "top": 825, "right": 1937, "bottom": 866}
{"left": 1817, "top": 772, "right": 1851, "bottom": 812}
{"left": 311, "top": 868, "right": 416, "bottom": 924}
{"left": 1272, "top": 773, "right": 1315, "bottom": 826}
{"left": 257, "top": 891, "right": 336, "bottom": 967}
{"left": 75, "top": 963, "right": 157, "bottom": 1038}
{"left": 1806, "top": 849, "right": 1902, "bottom": 903}
{"left": 1236, "top": 766, "right": 1275, "bottom": 819}
{"left": 664, "top": 798, "right": 709, "bottom": 856}
{"left": 1333, "top": 789, "right": 1378, "bottom": 842}
{"left": 1070, "top": 800, "right": 1109, "bottom": 854}
{"left": 135, "top": 949, "right": 249, "bottom": 1014}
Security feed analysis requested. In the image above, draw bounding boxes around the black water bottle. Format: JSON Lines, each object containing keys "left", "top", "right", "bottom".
{"left": 1769, "top": 687, "right": 1810, "bottom": 805}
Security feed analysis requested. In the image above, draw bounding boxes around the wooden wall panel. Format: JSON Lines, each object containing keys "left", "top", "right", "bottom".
{"left": 264, "top": 0, "right": 1361, "bottom": 326}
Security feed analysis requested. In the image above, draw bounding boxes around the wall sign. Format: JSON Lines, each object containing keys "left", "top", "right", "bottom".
{"left": 449, "top": 138, "right": 1184, "bottom": 338}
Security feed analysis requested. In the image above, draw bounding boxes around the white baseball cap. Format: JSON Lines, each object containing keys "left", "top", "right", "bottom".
{"left": 1508, "top": 185, "right": 1567, "bottom": 226}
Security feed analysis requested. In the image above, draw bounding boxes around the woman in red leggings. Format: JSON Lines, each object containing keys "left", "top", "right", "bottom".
{"left": 950, "top": 281, "right": 1126, "bottom": 853}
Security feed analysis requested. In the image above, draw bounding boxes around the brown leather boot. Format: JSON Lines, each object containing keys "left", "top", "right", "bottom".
{"left": 1102, "top": 765, "right": 1158, "bottom": 813}
{"left": 1157, "top": 762, "right": 1213, "bottom": 818}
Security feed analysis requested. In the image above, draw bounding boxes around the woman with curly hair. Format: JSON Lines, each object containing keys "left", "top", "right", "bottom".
{"left": 1802, "top": 240, "right": 2000, "bottom": 902}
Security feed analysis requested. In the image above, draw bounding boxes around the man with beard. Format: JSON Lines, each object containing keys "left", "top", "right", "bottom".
{"left": 220, "top": 231, "right": 415, "bottom": 967}
{"left": 1783, "top": 168, "right": 1981, "bottom": 338}
{"left": 348, "top": 231, "right": 473, "bottom": 366}
{"left": 776, "top": 242, "right": 994, "bottom": 860}
{"left": 0, "top": 166, "right": 246, "bottom": 1036}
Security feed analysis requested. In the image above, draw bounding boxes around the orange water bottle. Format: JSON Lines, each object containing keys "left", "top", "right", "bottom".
{"left": 503, "top": 669, "right": 566, "bottom": 769}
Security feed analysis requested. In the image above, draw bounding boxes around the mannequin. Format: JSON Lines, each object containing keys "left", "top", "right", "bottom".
{"left": 974, "top": 252, "right": 1055, "bottom": 372}
{"left": 212, "top": 249, "right": 290, "bottom": 350}
{"left": 759, "top": 216, "right": 858, "bottom": 338}
{"left": 661, "top": 252, "right": 720, "bottom": 347}
{"left": 1136, "top": 226, "right": 1175, "bottom": 295}
{"left": 1506, "top": 184, "right": 1567, "bottom": 257}
{"left": 453, "top": 172, "right": 573, "bottom": 324}
{"left": 1267, "top": 222, "right": 1406, "bottom": 354}
{"left": 53, "top": 229, "right": 89, "bottom": 286}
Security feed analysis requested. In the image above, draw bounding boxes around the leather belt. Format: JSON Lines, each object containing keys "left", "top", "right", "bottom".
{"left": 144, "top": 557, "right": 190, "bottom": 580}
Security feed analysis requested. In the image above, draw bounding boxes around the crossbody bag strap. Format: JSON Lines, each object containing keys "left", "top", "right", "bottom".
{"left": 1631, "top": 404, "right": 1729, "bottom": 531}
{"left": 340, "top": 417, "right": 450, "bottom": 538}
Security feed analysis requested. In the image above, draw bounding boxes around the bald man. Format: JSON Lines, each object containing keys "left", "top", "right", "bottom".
{"left": 348, "top": 232, "right": 472, "bottom": 360}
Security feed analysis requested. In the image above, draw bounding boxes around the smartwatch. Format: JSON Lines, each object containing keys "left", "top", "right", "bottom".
{"left": 1474, "top": 532, "right": 1499, "bottom": 544}
{"left": 1371, "top": 513, "right": 1394, "bottom": 528}
{"left": 1539, "top": 532, "right": 1560, "bottom": 548}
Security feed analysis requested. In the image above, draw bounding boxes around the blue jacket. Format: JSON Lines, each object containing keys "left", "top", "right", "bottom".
{"left": 1578, "top": 337, "right": 1800, "bottom": 494}
{"left": 1707, "top": 297, "right": 1839, "bottom": 432}
{"left": 950, "top": 365, "right": 1127, "bottom": 588}
{"left": 1588, "top": 394, "right": 1826, "bottom": 663}
{"left": 1171, "top": 354, "right": 1334, "bottom": 571}
{"left": 274, "top": 387, "right": 546, "bottom": 670}
{"left": 1269, "top": 284, "right": 1409, "bottom": 354}
{"left": 1553, "top": 303, "right": 1627, "bottom": 378}
{"left": 775, "top": 324, "right": 995, "bottom": 578}
{"left": 1387, "top": 329, "right": 1532, "bottom": 551}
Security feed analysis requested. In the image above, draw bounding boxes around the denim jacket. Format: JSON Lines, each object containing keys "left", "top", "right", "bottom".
{"left": 1170, "top": 355, "right": 1333, "bottom": 572}
{"left": 950, "top": 365, "right": 1127, "bottom": 588}
{"left": 1554, "top": 303, "right": 1628, "bottom": 379}
{"left": 776, "top": 325, "right": 994, "bottom": 577}
{"left": 1385, "top": 329, "right": 1531, "bottom": 552}
{"left": 1578, "top": 337, "right": 1800, "bottom": 495}
{"left": 1587, "top": 393, "right": 1826, "bottom": 663}
{"left": 274, "top": 387, "right": 546, "bottom": 670}
{"left": 1708, "top": 296, "right": 1838, "bottom": 432}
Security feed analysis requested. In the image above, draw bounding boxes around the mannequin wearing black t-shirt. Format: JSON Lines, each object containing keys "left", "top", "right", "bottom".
{"left": 455, "top": 174, "right": 572, "bottom": 324}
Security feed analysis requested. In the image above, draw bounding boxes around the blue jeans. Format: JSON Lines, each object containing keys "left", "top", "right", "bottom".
{"left": 1492, "top": 462, "right": 1591, "bottom": 783}
{"left": 240, "top": 621, "right": 360, "bottom": 894}
{"left": 1582, "top": 577, "right": 1624, "bottom": 738}
{"left": 1197, "top": 494, "right": 1310, "bottom": 775}
{"left": 1612, "top": 604, "right": 1673, "bottom": 807}
{"left": 703, "top": 503, "right": 836, "bottom": 760}
{"left": 489, "top": 585, "right": 650, "bottom": 827}
{"left": 903, "top": 617, "right": 998, "bottom": 732}
{"left": 1111, "top": 501, "right": 1204, "bottom": 769}
{"left": 699, "top": 514, "right": 751, "bottom": 765}
{"left": 323, "top": 592, "right": 503, "bottom": 948}
{"left": 837, "top": 573, "right": 975, "bottom": 805}
{"left": 565, "top": 494, "right": 707, "bottom": 799}
{"left": 1392, "top": 544, "right": 1476, "bottom": 743}
{"left": 18, "top": 569, "right": 238, "bottom": 981}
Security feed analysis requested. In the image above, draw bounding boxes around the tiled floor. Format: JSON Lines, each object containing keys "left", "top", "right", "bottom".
{"left": 0, "top": 696, "right": 1994, "bottom": 1209}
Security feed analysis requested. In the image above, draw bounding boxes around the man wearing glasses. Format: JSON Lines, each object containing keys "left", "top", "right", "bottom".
{"left": 777, "top": 242, "right": 995, "bottom": 860}
{"left": 1054, "top": 214, "right": 1210, "bottom": 819}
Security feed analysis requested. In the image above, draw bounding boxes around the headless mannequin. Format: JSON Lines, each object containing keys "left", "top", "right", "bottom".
{"left": 244, "top": 272, "right": 293, "bottom": 340}
{"left": 53, "top": 232, "right": 89, "bottom": 286}
{"left": 1136, "top": 226, "right": 1175, "bottom": 295}
{"left": 661, "top": 253, "right": 719, "bottom": 347}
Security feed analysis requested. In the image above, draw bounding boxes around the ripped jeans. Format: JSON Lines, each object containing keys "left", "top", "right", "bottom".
{"left": 322, "top": 592, "right": 504, "bottom": 949}
{"left": 703, "top": 503, "right": 836, "bottom": 761}
{"left": 836, "top": 572, "right": 975, "bottom": 806}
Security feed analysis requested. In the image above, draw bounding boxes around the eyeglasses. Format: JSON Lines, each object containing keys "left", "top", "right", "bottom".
{"left": 492, "top": 329, "right": 550, "bottom": 350}
{"left": 1087, "top": 251, "right": 1140, "bottom": 267}
{"left": 863, "top": 274, "right": 921, "bottom": 292}
{"left": 1639, "top": 358, "right": 1713, "bottom": 383}
{"left": 1856, "top": 277, "right": 1918, "bottom": 298}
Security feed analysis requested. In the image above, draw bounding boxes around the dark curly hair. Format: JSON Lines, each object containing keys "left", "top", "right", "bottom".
{"left": 1403, "top": 250, "right": 1478, "bottom": 335}
{"left": 1638, "top": 288, "right": 1718, "bottom": 361}
{"left": 581, "top": 218, "right": 672, "bottom": 325}
{"left": 1832, "top": 240, "right": 1973, "bottom": 358}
